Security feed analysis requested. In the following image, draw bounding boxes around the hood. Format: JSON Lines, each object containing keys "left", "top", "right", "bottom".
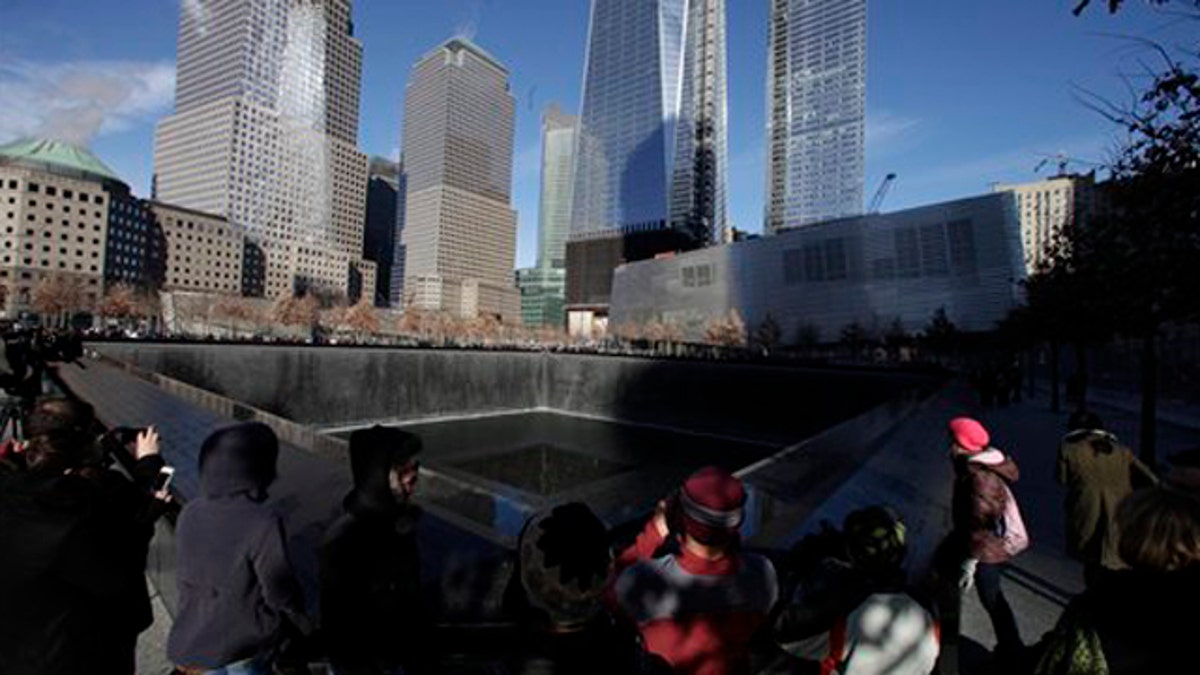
{"left": 198, "top": 422, "right": 279, "bottom": 499}
{"left": 344, "top": 425, "right": 421, "bottom": 518}
{"left": 967, "top": 449, "right": 1020, "bottom": 482}
{"left": 1063, "top": 428, "right": 1119, "bottom": 453}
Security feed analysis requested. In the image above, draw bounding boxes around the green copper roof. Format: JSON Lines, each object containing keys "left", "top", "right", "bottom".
{"left": 0, "top": 138, "right": 124, "bottom": 184}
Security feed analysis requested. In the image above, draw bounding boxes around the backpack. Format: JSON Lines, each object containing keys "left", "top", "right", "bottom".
{"left": 998, "top": 481, "right": 1029, "bottom": 557}
{"left": 1033, "top": 602, "right": 1109, "bottom": 675}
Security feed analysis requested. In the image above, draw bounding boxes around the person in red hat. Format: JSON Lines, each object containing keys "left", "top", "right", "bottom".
{"left": 611, "top": 466, "right": 778, "bottom": 675}
{"left": 945, "top": 416, "right": 1026, "bottom": 666}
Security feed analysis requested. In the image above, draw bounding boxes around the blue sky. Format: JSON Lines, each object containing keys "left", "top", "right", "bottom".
{"left": 1, "top": 1, "right": 1195, "bottom": 268}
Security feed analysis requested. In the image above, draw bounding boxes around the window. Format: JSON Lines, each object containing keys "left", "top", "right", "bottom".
{"left": 947, "top": 219, "right": 977, "bottom": 273}
{"left": 45, "top": 186, "right": 56, "bottom": 196}
{"left": 28, "top": 183, "right": 39, "bottom": 193}
{"left": 93, "top": 195, "right": 102, "bottom": 205}
{"left": 894, "top": 228, "right": 921, "bottom": 278}
{"left": 919, "top": 223, "right": 949, "bottom": 276}
{"left": 824, "top": 238, "right": 847, "bottom": 281}
{"left": 63, "top": 190, "right": 73, "bottom": 199}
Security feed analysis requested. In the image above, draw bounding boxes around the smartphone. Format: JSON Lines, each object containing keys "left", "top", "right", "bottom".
{"left": 153, "top": 466, "right": 175, "bottom": 493}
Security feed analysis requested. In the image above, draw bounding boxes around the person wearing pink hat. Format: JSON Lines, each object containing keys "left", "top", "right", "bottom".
{"left": 945, "top": 416, "right": 1026, "bottom": 667}
{"left": 611, "top": 466, "right": 778, "bottom": 675}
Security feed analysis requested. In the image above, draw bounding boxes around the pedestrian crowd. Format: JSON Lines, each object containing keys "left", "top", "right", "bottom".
{"left": 1, "top": 389, "right": 1197, "bottom": 675}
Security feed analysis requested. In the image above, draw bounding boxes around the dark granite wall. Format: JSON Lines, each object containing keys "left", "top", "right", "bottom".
{"left": 93, "top": 343, "right": 935, "bottom": 444}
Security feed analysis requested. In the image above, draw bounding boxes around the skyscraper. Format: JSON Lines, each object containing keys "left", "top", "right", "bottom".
{"left": 993, "top": 172, "right": 1097, "bottom": 274}
{"left": 153, "top": 0, "right": 369, "bottom": 298}
{"left": 538, "top": 106, "right": 577, "bottom": 270}
{"left": 516, "top": 105, "right": 576, "bottom": 329}
{"left": 362, "top": 157, "right": 400, "bottom": 307}
{"left": 566, "top": 0, "right": 728, "bottom": 335}
{"left": 571, "top": 0, "right": 727, "bottom": 242}
{"left": 399, "top": 38, "right": 519, "bottom": 321}
{"left": 765, "top": 0, "right": 866, "bottom": 233}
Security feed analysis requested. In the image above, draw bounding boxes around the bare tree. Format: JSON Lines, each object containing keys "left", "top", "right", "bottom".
{"left": 345, "top": 298, "right": 381, "bottom": 339}
{"left": 703, "top": 309, "right": 746, "bottom": 348}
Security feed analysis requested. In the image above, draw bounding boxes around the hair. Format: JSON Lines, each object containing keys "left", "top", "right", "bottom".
{"left": 22, "top": 397, "right": 98, "bottom": 473}
{"left": 1068, "top": 410, "right": 1104, "bottom": 433}
{"left": 1117, "top": 487, "right": 1200, "bottom": 572}
{"left": 843, "top": 505, "right": 908, "bottom": 572}
{"left": 516, "top": 502, "right": 611, "bottom": 628}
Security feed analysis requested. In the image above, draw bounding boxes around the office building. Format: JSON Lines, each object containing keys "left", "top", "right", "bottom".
{"left": 399, "top": 38, "right": 519, "bottom": 321}
{"left": 765, "top": 0, "right": 867, "bottom": 232}
{"left": 0, "top": 139, "right": 116, "bottom": 315}
{"left": 611, "top": 193, "right": 1025, "bottom": 341}
{"left": 363, "top": 156, "right": 400, "bottom": 306}
{"left": 153, "top": 0, "right": 370, "bottom": 298}
{"left": 149, "top": 201, "right": 245, "bottom": 295}
{"left": 538, "top": 106, "right": 578, "bottom": 270}
{"left": 389, "top": 163, "right": 408, "bottom": 308}
{"left": 105, "top": 185, "right": 166, "bottom": 291}
{"left": 993, "top": 172, "right": 1097, "bottom": 274}
{"left": 566, "top": 0, "right": 730, "bottom": 332}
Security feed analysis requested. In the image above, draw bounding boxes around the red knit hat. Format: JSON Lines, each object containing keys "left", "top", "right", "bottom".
{"left": 680, "top": 466, "right": 746, "bottom": 545}
{"left": 949, "top": 417, "right": 990, "bottom": 454}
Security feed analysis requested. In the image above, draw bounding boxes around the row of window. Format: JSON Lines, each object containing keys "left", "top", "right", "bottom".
{"left": 8, "top": 181, "right": 104, "bottom": 204}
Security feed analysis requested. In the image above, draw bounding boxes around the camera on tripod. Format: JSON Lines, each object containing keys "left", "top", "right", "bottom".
{"left": 0, "top": 326, "right": 85, "bottom": 396}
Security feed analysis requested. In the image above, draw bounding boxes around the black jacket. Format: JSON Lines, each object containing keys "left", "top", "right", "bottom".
{"left": 1067, "top": 566, "right": 1200, "bottom": 673}
{"left": 502, "top": 619, "right": 675, "bottom": 675}
{"left": 167, "top": 423, "right": 310, "bottom": 669}
{"left": 319, "top": 430, "right": 424, "bottom": 674}
{"left": 0, "top": 469, "right": 136, "bottom": 675}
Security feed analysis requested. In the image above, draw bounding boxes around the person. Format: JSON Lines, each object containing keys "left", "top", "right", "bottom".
{"left": 319, "top": 425, "right": 426, "bottom": 675}
{"left": 0, "top": 397, "right": 166, "bottom": 675}
{"left": 945, "top": 417, "right": 1024, "bottom": 664}
{"left": 1056, "top": 410, "right": 1158, "bottom": 587}
{"left": 1033, "top": 486, "right": 1200, "bottom": 674}
{"left": 168, "top": 422, "right": 312, "bottom": 674}
{"left": 501, "top": 502, "right": 673, "bottom": 675}
{"left": 774, "top": 506, "right": 939, "bottom": 675}
{"left": 611, "top": 466, "right": 779, "bottom": 675}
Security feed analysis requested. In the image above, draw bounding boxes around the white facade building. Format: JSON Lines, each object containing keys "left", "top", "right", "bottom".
{"left": 612, "top": 193, "right": 1025, "bottom": 341}
{"left": 993, "top": 173, "right": 1096, "bottom": 274}
{"left": 153, "top": 0, "right": 369, "bottom": 299}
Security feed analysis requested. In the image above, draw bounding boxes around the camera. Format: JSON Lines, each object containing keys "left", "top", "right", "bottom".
{"left": 0, "top": 327, "right": 85, "bottom": 399}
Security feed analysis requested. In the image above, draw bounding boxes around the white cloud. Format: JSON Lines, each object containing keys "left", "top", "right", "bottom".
{"left": 865, "top": 112, "right": 921, "bottom": 149}
{"left": 0, "top": 59, "right": 175, "bottom": 147}
{"left": 454, "top": 2, "right": 482, "bottom": 42}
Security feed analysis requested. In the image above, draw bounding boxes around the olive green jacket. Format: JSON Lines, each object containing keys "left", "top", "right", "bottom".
{"left": 1056, "top": 430, "right": 1157, "bottom": 568}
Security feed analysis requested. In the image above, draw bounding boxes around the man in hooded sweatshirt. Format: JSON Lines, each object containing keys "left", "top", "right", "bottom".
{"left": 319, "top": 425, "right": 425, "bottom": 675}
{"left": 168, "top": 422, "right": 312, "bottom": 675}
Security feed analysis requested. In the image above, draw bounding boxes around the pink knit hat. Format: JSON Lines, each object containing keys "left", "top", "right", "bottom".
{"left": 949, "top": 417, "right": 990, "bottom": 454}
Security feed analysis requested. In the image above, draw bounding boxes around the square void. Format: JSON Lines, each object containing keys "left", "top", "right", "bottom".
{"left": 451, "top": 443, "right": 631, "bottom": 497}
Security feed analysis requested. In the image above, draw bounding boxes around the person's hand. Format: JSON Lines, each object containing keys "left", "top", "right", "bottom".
{"left": 135, "top": 427, "right": 161, "bottom": 460}
{"left": 958, "top": 558, "right": 978, "bottom": 591}
{"left": 153, "top": 487, "right": 173, "bottom": 504}
{"left": 653, "top": 498, "right": 670, "bottom": 538}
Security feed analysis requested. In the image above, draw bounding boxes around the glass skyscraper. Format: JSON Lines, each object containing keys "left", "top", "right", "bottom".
{"left": 538, "top": 105, "right": 577, "bottom": 270}
{"left": 765, "top": 0, "right": 866, "bottom": 233}
{"left": 571, "top": 0, "right": 728, "bottom": 245}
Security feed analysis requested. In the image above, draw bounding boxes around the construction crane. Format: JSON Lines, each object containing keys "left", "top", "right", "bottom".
{"left": 1034, "top": 152, "right": 1101, "bottom": 177}
{"left": 869, "top": 173, "right": 896, "bottom": 214}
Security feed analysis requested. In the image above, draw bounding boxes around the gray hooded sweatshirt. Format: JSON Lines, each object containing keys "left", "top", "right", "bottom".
{"left": 167, "top": 423, "right": 309, "bottom": 669}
